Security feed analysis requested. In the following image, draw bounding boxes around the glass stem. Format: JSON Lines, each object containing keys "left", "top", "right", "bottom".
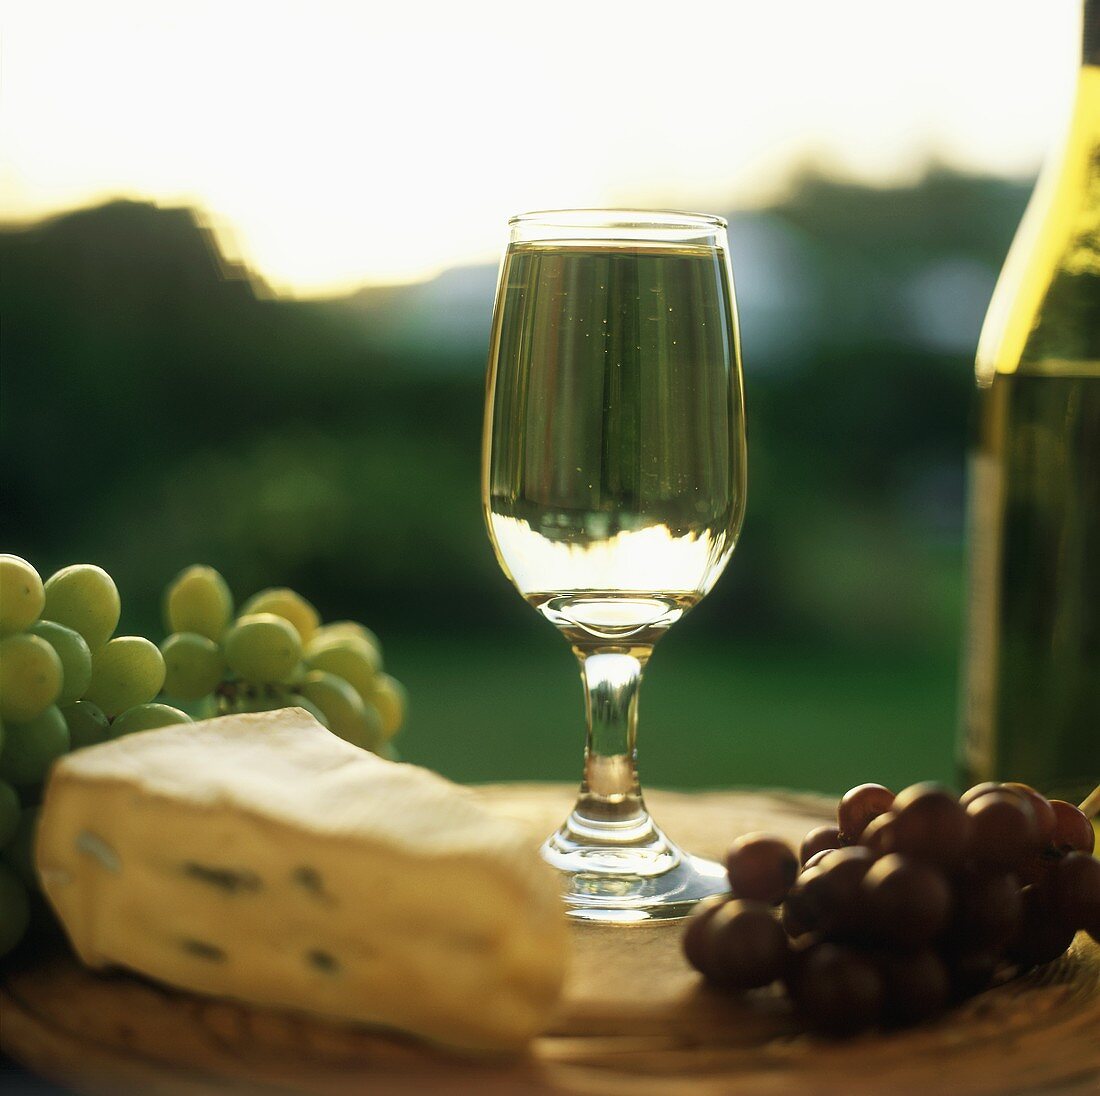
{"left": 572, "top": 648, "right": 649, "bottom": 826}
{"left": 540, "top": 640, "right": 690, "bottom": 884}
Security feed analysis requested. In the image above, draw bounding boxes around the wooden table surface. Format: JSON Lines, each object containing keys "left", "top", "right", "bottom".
{"left": 2, "top": 784, "right": 1099, "bottom": 1095}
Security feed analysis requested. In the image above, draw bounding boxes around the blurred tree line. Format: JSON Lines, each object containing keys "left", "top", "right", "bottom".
{"left": 0, "top": 171, "right": 1028, "bottom": 653}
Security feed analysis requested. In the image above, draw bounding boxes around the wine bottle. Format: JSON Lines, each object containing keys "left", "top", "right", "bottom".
{"left": 961, "top": 1, "right": 1100, "bottom": 800}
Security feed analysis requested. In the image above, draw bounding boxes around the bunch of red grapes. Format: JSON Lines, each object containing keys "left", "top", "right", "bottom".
{"left": 683, "top": 781, "right": 1099, "bottom": 1036}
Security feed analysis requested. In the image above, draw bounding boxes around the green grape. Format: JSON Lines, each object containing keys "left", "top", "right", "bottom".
{"left": 240, "top": 588, "right": 320, "bottom": 644}
{"left": 0, "top": 555, "right": 44, "bottom": 634}
{"left": 299, "top": 671, "right": 381, "bottom": 750}
{"left": 85, "top": 636, "right": 166, "bottom": 717}
{"left": 291, "top": 697, "right": 331, "bottom": 728}
{"left": 0, "top": 707, "right": 69, "bottom": 785}
{"left": 164, "top": 565, "right": 233, "bottom": 641}
{"left": 367, "top": 673, "right": 407, "bottom": 740}
{"left": 160, "top": 632, "right": 225, "bottom": 700}
{"left": 0, "top": 863, "right": 30, "bottom": 958}
{"left": 42, "top": 564, "right": 120, "bottom": 651}
{"left": 307, "top": 621, "right": 382, "bottom": 665}
{"left": 62, "top": 700, "right": 110, "bottom": 749}
{"left": 110, "top": 703, "right": 191, "bottom": 738}
{"left": 2, "top": 808, "right": 39, "bottom": 890}
{"left": 0, "top": 633, "right": 63, "bottom": 723}
{"left": 223, "top": 613, "right": 301, "bottom": 685}
{"left": 28, "top": 620, "right": 92, "bottom": 705}
{"left": 0, "top": 780, "right": 19, "bottom": 847}
{"left": 306, "top": 637, "right": 380, "bottom": 699}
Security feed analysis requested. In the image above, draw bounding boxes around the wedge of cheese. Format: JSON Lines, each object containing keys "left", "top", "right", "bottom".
{"left": 36, "top": 708, "right": 567, "bottom": 1053}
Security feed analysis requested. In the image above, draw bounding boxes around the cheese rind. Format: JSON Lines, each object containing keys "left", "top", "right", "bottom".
{"left": 36, "top": 708, "right": 567, "bottom": 1052}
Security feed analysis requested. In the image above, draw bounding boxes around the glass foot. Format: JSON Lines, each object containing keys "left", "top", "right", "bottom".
{"left": 541, "top": 808, "right": 729, "bottom": 923}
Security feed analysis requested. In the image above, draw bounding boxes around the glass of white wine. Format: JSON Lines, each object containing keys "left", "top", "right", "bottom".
{"left": 482, "top": 210, "right": 747, "bottom": 922}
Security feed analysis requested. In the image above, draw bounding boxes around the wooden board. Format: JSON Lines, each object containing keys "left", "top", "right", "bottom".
{"left": 3, "top": 785, "right": 1099, "bottom": 1096}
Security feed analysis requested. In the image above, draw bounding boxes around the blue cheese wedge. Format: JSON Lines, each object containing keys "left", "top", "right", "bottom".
{"left": 36, "top": 708, "right": 567, "bottom": 1053}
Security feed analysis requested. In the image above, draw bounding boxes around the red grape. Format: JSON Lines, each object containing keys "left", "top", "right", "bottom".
{"left": 784, "top": 866, "right": 828, "bottom": 938}
{"left": 800, "top": 825, "right": 842, "bottom": 865}
{"left": 893, "top": 782, "right": 954, "bottom": 811}
{"left": 817, "top": 845, "right": 876, "bottom": 870}
{"left": 960, "top": 782, "right": 1006, "bottom": 809}
{"left": 1009, "top": 884, "right": 1076, "bottom": 968}
{"left": 966, "top": 790, "right": 1038, "bottom": 870}
{"left": 1050, "top": 851, "right": 1100, "bottom": 938}
{"left": 949, "top": 868, "right": 1022, "bottom": 947}
{"left": 860, "top": 810, "right": 897, "bottom": 855}
{"left": 885, "top": 784, "right": 971, "bottom": 868}
{"left": 782, "top": 891, "right": 814, "bottom": 938}
{"left": 706, "top": 900, "right": 789, "bottom": 989}
{"left": 682, "top": 899, "right": 723, "bottom": 976}
{"left": 862, "top": 854, "right": 952, "bottom": 947}
{"left": 1002, "top": 783, "right": 1056, "bottom": 845}
{"left": 1016, "top": 847, "right": 1063, "bottom": 888}
{"left": 806, "top": 848, "right": 876, "bottom": 940}
{"left": 837, "top": 784, "right": 895, "bottom": 843}
{"left": 790, "top": 943, "right": 884, "bottom": 1036}
{"left": 726, "top": 833, "right": 798, "bottom": 905}
{"left": 1050, "top": 800, "right": 1095, "bottom": 855}
{"left": 878, "top": 948, "right": 950, "bottom": 1025}
{"left": 802, "top": 849, "right": 834, "bottom": 871}
{"left": 782, "top": 931, "right": 819, "bottom": 991}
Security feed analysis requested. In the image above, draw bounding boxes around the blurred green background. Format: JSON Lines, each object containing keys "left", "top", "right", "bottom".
{"left": 0, "top": 169, "right": 1031, "bottom": 793}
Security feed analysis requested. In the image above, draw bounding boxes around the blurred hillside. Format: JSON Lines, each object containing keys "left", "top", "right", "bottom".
{"left": 0, "top": 172, "right": 1027, "bottom": 649}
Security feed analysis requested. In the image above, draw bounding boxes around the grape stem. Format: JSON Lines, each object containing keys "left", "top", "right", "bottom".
{"left": 1079, "top": 784, "right": 1100, "bottom": 820}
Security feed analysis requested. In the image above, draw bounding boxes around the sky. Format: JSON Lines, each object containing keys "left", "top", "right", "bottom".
{"left": 0, "top": 1, "right": 1084, "bottom": 293}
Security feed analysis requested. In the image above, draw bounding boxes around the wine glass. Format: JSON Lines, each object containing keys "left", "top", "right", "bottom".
{"left": 481, "top": 209, "right": 747, "bottom": 922}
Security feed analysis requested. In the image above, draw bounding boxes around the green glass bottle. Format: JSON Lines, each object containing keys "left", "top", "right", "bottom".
{"left": 961, "top": 1, "right": 1100, "bottom": 801}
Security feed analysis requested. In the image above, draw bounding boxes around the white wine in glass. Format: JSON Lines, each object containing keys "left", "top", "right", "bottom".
{"left": 482, "top": 210, "right": 747, "bottom": 922}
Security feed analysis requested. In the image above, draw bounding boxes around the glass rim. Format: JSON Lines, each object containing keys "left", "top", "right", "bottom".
{"left": 508, "top": 208, "right": 728, "bottom": 231}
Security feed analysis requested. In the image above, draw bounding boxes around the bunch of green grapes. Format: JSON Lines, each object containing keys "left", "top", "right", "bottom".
{"left": 160, "top": 566, "right": 407, "bottom": 756}
{"left": 0, "top": 555, "right": 191, "bottom": 958}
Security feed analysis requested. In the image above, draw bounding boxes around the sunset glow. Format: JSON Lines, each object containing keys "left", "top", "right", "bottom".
{"left": 0, "top": 1, "right": 1080, "bottom": 292}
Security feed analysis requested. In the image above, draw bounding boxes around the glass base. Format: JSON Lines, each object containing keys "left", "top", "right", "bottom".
{"left": 541, "top": 807, "right": 729, "bottom": 923}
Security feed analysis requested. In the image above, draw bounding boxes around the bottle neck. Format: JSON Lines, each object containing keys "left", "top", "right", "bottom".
{"left": 975, "top": 4, "right": 1100, "bottom": 384}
